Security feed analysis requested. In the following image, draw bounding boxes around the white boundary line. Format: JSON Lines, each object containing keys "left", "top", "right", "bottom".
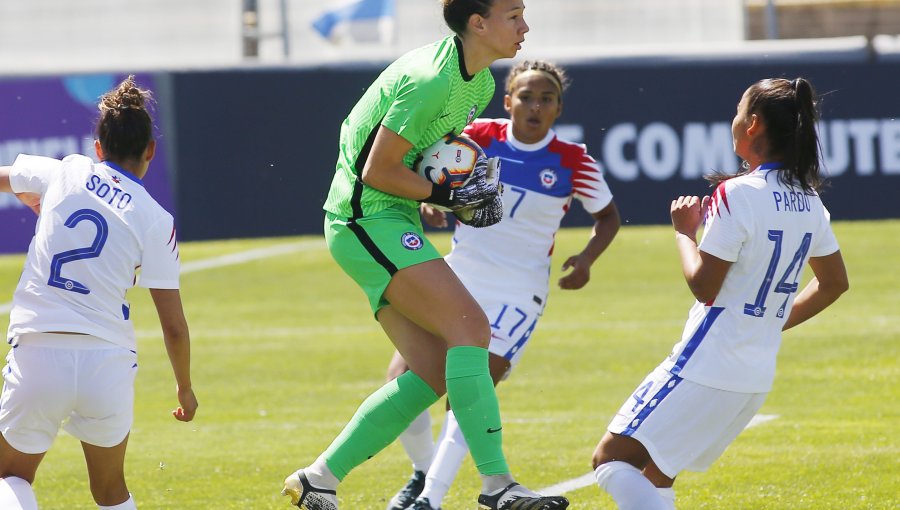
{"left": 3, "top": 242, "right": 780, "bottom": 497}
{"left": 0, "top": 239, "right": 325, "bottom": 315}
{"left": 178, "top": 239, "right": 324, "bottom": 274}
{"left": 537, "top": 413, "right": 780, "bottom": 496}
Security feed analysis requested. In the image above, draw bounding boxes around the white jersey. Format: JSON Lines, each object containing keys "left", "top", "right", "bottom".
{"left": 7, "top": 154, "right": 180, "bottom": 350}
{"left": 659, "top": 165, "right": 840, "bottom": 393}
{"left": 447, "top": 119, "right": 614, "bottom": 309}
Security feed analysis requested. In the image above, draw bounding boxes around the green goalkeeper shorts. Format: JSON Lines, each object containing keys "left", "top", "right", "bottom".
{"left": 325, "top": 206, "right": 442, "bottom": 315}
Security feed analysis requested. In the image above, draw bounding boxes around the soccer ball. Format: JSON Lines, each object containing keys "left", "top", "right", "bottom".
{"left": 414, "top": 133, "right": 485, "bottom": 193}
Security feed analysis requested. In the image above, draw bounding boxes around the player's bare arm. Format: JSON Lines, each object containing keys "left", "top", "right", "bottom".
{"left": 671, "top": 195, "right": 731, "bottom": 302}
{"left": 361, "top": 126, "right": 431, "bottom": 200}
{"left": 150, "top": 288, "right": 198, "bottom": 422}
{"left": 559, "top": 201, "right": 620, "bottom": 290}
{"left": 783, "top": 250, "right": 849, "bottom": 331}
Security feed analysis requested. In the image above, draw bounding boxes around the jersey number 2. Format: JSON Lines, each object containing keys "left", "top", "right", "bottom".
{"left": 48, "top": 208, "right": 109, "bottom": 294}
{"left": 744, "top": 229, "right": 812, "bottom": 318}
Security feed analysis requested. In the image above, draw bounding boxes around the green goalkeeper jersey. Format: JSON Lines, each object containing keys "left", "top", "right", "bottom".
{"left": 323, "top": 36, "right": 495, "bottom": 219}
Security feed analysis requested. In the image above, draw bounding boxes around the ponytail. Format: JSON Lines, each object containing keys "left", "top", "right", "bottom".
{"left": 789, "top": 78, "right": 822, "bottom": 193}
{"left": 714, "top": 77, "right": 825, "bottom": 193}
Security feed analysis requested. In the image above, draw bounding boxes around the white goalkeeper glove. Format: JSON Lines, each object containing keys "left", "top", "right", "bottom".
{"left": 424, "top": 155, "right": 500, "bottom": 210}
{"left": 455, "top": 192, "right": 503, "bottom": 228}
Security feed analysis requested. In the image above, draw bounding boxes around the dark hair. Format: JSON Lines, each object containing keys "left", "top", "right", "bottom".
{"left": 443, "top": 0, "right": 493, "bottom": 35}
{"left": 505, "top": 60, "right": 570, "bottom": 97}
{"left": 96, "top": 75, "right": 154, "bottom": 163}
{"left": 713, "top": 77, "right": 823, "bottom": 193}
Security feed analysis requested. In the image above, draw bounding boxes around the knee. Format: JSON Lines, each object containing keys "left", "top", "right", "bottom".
{"left": 592, "top": 432, "right": 650, "bottom": 471}
{"left": 591, "top": 440, "right": 611, "bottom": 470}
{"left": 471, "top": 323, "right": 491, "bottom": 349}
{"left": 462, "top": 318, "right": 492, "bottom": 349}
{"left": 94, "top": 493, "right": 134, "bottom": 509}
{"left": 443, "top": 310, "right": 491, "bottom": 349}
{"left": 88, "top": 477, "right": 129, "bottom": 506}
{"left": 0, "top": 470, "right": 36, "bottom": 485}
{"left": 591, "top": 449, "right": 606, "bottom": 471}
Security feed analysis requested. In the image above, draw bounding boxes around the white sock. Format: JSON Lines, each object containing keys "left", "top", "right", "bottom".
{"left": 399, "top": 410, "right": 435, "bottom": 473}
{"left": 657, "top": 487, "right": 676, "bottom": 510}
{"left": 98, "top": 494, "right": 136, "bottom": 509}
{"left": 0, "top": 477, "right": 38, "bottom": 510}
{"left": 419, "top": 410, "right": 468, "bottom": 507}
{"left": 306, "top": 456, "right": 340, "bottom": 491}
{"left": 481, "top": 473, "right": 518, "bottom": 497}
{"left": 595, "top": 461, "right": 668, "bottom": 510}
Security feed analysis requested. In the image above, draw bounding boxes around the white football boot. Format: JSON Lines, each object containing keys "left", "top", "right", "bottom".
{"left": 477, "top": 483, "right": 569, "bottom": 510}
{"left": 281, "top": 470, "right": 338, "bottom": 510}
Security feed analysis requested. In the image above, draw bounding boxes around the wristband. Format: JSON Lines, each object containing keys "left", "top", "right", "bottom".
{"left": 424, "top": 183, "right": 454, "bottom": 208}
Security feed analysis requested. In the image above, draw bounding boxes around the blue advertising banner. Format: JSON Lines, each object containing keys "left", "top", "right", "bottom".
{"left": 0, "top": 73, "right": 173, "bottom": 254}
{"left": 168, "top": 61, "right": 899, "bottom": 242}
{"left": 542, "top": 61, "right": 900, "bottom": 227}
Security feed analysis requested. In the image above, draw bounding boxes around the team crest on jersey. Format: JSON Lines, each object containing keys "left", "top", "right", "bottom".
{"left": 401, "top": 232, "right": 423, "bottom": 250}
{"left": 539, "top": 169, "right": 558, "bottom": 189}
{"left": 466, "top": 104, "right": 477, "bottom": 124}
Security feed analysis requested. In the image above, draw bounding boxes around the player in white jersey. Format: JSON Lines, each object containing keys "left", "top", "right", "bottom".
{"left": 385, "top": 60, "right": 620, "bottom": 510}
{"left": 592, "top": 77, "right": 849, "bottom": 510}
{"left": 0, "top": 76, "right": 197, "bottom": 510}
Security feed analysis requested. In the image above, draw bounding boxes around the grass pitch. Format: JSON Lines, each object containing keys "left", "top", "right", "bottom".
{"left": 0, "top": 220, "right": 897, "bottom": 509}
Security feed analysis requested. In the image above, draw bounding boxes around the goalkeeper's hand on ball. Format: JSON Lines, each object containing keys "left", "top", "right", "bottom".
{"left": 455, "top": 192, "right": 503, "bottom": 228}
{"left": 425, "top": 156, "right": 502, "bottom": 210}
{"left": 453, "top": 156, "right": 503, "bottom": 227}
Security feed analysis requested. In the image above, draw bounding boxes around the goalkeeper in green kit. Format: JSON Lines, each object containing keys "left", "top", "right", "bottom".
{"left": 281, "top": 1, "right": 569, "bottom": 509}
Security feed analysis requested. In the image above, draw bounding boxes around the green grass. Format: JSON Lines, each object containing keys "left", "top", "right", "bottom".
{"left": 0, "top": 220, "right": 897, "bottom": 509}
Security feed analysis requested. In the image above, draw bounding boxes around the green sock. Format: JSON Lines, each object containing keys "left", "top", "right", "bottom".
{"left": 323, "top": 370, "right": 438, "bottom": 480}
{"left": 446, "top": 346, "right": 509, "bottom": 475}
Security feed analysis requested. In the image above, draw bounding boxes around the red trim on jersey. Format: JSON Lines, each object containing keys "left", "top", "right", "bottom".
{"left": 547, "top": 137, "right": 603, "bottom": 200}
{"left": 464, "top": 119, "right": 507, "bottom": 150}
{"left": 467, "top": 118, "right": 605, "bottom": 199}
{"left": 710, "top": 182, "right": 731, "bottom": 217}
{"left": 167, "top": 225, "right": 179, "bottom": 259}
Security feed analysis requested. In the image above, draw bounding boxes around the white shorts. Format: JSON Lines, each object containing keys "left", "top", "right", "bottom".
{"left": 481, "top": 300, "right": 542, "bottom": 375}
{"left": 0, "top": 333, "right": 138, "bottom": 454}
{"left": 608, "top": 365, "right": 767, "bottom": 479}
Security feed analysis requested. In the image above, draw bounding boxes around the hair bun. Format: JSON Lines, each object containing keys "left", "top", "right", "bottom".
{"left": 99, "top": 75, "right": 152, "bottom": 113}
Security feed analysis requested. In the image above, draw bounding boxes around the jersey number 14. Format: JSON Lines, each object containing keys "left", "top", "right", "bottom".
{"left": 744, "top": 229, "right": 812, "bottom": 319}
